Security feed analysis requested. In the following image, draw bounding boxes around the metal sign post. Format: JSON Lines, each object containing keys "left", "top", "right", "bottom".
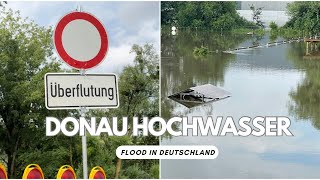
{"left": 77, "top": 6, "right": 88, "bottom": 178}
{"left": 80, "top": 68, "right": 88, "bottom": 179}
{"left": 49, "top": 5, "right": 116, "bottom": 179}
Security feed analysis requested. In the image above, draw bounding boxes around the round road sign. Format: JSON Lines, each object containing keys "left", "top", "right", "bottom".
{"left": 54, "top": 11, "right": 108, "bottom": 69}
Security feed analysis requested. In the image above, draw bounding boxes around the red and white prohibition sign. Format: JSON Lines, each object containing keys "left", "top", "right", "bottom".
{"left": 54, "top": 12, "right": 108, "bottom": 69}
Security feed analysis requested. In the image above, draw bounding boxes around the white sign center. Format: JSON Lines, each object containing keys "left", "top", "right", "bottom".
{"left": 62, "top": 19, "right": 101, "bottom": 61}
{"left": 45, "top": 73, "right": 119, "bottom": 109}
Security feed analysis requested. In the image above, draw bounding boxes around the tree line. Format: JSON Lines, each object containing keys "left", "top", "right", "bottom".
{"left": 161, "top": 2, "right": 257, "bottom": 30}
{"left": 162, "top": 1, "right": 320, "bottom": 37}
{"left": 282, "top": 1, "right": 320, "bottom": 37}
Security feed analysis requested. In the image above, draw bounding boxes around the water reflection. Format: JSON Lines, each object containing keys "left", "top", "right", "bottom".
{"left": 161, "top": 30, "right": 320, "bottom": 178}
{"left": 288, "top": 42, "right": 320, "bottom": 130}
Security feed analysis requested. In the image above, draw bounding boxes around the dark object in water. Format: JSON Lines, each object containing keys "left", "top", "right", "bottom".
{"left": 168, "top": 84, "right": 231, "bottom": 108}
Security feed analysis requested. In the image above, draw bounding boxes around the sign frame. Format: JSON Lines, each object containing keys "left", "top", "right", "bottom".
{"left": 44, "top": 73, "right": 119, "bottom": 110}
{"left": 53, "top": 11, "right": 109, "bottom": 70}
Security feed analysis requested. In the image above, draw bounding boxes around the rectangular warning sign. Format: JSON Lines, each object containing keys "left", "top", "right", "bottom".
{"left": 45, "top": 73, "right": 119, "bottom": 109}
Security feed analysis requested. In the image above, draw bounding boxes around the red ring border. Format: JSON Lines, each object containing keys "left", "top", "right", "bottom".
{"left": 54, "top": 12, "right": 108, "bottom": 69}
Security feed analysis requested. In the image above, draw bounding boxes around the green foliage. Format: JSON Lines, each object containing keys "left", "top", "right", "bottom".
{"left": 193, "top": 46, "right": 209, "bottom": 57}
{"left": 161, "top": 1, "right": 255, "bottom": 30}
{"left": 254, "top": 29, "right": 265, "bottom": 36}
{"left": 284, "top": 1, "right": 320, "bottom": 36}
{"left": 106, "top": 44, "right": 159, "bottom": 178}
{"left": 110, "top": 43, "right": 159, "bottom": 119}
{"left": 150, "top": 163, "right": 159, "bottom": 178}
{"left": 269, "top": 21, "right": 278, "bottom": 30}
{"left": 269, "top": 21, "right": 279, "bottom": 41}
{"left": 230, "top": 28, "right": 250, "bottom": 35}
{"left": 269, "top": 30, "right": 278, "bottom": 42}
{"left": 121, "top": 164, "right": 151, "bottom": 179}
{"left": 267, "top": 23, "right": 305, "bottom": 40}
{"left": 161, "top": 1, "right": 182, "bottom": 26}
{"left": 18, "top": 136, "right": 82, "bottom": 178}
{"left": 271, "top": 28, "right": 302, "bottom": 39}
{"left": 90, "top": 44, "right": 159, "bottom": 179}
{"left": 0, "top": 8, "right": 77, "bottom": 178}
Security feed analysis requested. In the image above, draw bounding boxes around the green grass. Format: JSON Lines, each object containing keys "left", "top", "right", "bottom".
{"left": 193, "top": 46, "right": 209, "bottom": 57}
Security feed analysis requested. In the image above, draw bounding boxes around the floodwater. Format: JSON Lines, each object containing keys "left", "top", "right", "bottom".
{"left": 161, "top": 30, "right": 320, "bottom": 178}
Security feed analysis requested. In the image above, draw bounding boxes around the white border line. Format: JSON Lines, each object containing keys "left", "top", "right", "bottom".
{"left": 158, "top": 0, "right": 162, "bottom": 178}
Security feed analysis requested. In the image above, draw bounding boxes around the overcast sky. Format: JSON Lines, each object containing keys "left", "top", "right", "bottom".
{"left": 6, "top": 1, "right": 160, "bottom": 73}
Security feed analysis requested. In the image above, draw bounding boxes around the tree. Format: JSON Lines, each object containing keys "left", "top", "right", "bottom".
{"left": 108, "top": 44, "right": 159, "bottom": 178}
{"left": 161, "top": 2, "right": 181, "bottom": 26}
{"left": 285, "top": 2, "right": 320, "bottom": 36}
{"left": 161, "top": 1, "right": 254, "bottom": 30}
{"left": 249, "top": 4, "right": 264, "bottom": 28}
{"left": 0, "top": 9, "right": 78, "bottom": 178}
{"left": 269, "top": 21, "right": 278, "bottom": 30}
{"left": 0, "top": 1, "right": 7, "bottom": 7}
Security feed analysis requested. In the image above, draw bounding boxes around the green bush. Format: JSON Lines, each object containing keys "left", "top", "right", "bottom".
{"left": 122, "top": 164, "right": 151, "bottom": 179}
{"left": 193, "top": 46, "right": 209, "bottom": 57}
{"left": 269, "top": 21, "right": 278, "bottom": 30}
{"left": 150, "top": 164, "right": 159, "bottom": 179}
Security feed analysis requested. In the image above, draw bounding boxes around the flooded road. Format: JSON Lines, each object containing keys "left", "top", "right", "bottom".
{"left": 160, "top": 30, "right": 320, "bottom": 178}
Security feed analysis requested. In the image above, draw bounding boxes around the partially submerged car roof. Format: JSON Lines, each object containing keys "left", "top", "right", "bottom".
{"left": 168, "top": 84, "right": 231, "bottom": 108}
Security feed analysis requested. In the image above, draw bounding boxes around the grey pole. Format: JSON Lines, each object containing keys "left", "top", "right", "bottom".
{"left": 80, "top": 105, "right": 88, "bottom": 179}
{"left": 77, "top": 5, "right": 88, "bottom": 179}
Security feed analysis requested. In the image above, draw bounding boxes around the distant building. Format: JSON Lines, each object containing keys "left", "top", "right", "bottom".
{"left": 237, "top": 1, "right": 291, "bottom": 11}
{"left": 236, "top": 1, "right": 292, "bottom": 27}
